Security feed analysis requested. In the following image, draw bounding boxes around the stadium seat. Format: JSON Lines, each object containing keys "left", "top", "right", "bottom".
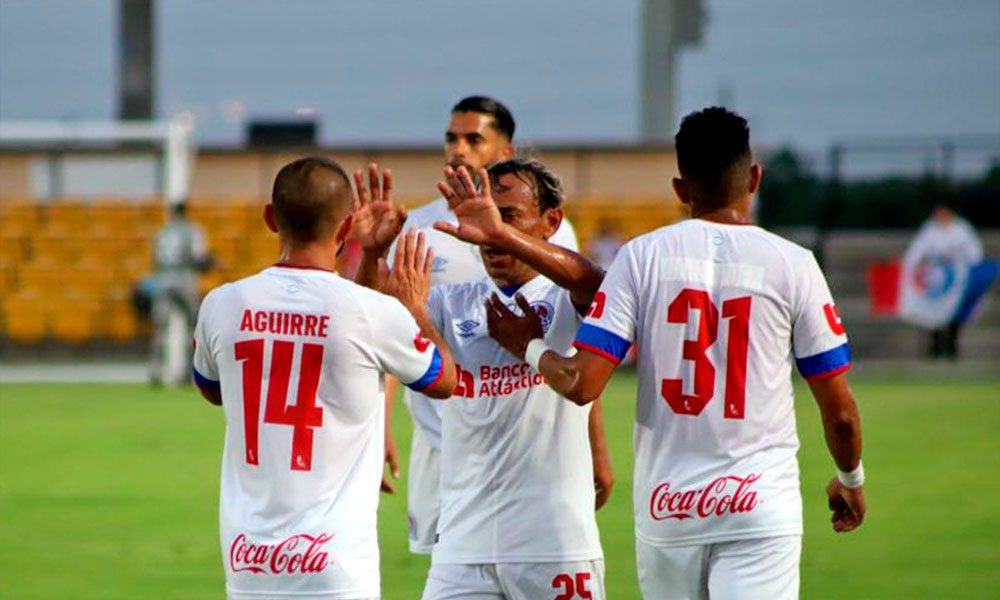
{"left": 104, "top": 301, "right": 139, "bottom": 343}
{"left": 50, "top": 298, "right": 102, "bottom": 344}
{"left": 2, "top": 294, "right": 48, "bottom": 343}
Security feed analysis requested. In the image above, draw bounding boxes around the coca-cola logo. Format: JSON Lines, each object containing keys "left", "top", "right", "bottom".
{"left": 229, "top": 533, "right": 333, "bottom": 575}
{"left": 649, "top": 474, "right": 761, "bottom": 521}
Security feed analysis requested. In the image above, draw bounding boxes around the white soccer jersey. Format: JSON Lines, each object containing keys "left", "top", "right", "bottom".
{"left": 426, "top": 275, "right": 603, "bottom": 563}
{"left": 193, "top": 265, "right": 444, "bottom": 599}
{"left": 394, "top": 198, "right": 579, "bottom": 448}
{"left": 575, "top": 219, "right": 851, "bottom": 547}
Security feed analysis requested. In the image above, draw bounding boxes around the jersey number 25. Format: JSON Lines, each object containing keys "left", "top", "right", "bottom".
{"left": 662, "top": 288, "right": 751, "bottom": 420}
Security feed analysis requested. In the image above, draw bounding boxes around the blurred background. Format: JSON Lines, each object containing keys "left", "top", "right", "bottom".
{"left": 1, "top": 0, "right": 998, "bottom": 370}
{"left": 0, "top": 1, "right": 998, "bottom": 598}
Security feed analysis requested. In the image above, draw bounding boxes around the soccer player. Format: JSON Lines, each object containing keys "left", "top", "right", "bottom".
{"left": 192, "top": 157, "right": 456, "bottom": 600}
{"left": 370, "top": 95, "right": 613, "bottom": 557}
{"left": 487, "top": 108, "right": 866, "bottom": 599}
{"left": 149, "top": 201, "right": 212, "bottom": 385}
{"left": 357, "top": 159, "right": 607, "bottom": 598}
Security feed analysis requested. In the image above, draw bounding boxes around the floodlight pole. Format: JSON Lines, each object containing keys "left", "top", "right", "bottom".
{"left": 640, "top": 0, "right": 704, "bottom": 141}
{"left": 119, "top": 0, "right": 155, "bottom": 120}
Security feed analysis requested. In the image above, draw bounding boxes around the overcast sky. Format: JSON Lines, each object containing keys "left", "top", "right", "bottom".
{"left": 1, "top": 0, "right": 998, "bottom": 154}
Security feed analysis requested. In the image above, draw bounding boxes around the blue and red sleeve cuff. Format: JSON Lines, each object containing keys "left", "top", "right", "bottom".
{"left": 573, "top": 323, "right": 633, "bottom": 365}
{"left": 193, "top": 367, "right": 221, "bottom": 392}
{"left": 407, "top": 348, "right": 444, "bottom": 393}
{"left": 796, "top": 343, "right": 852, "bottom": 381}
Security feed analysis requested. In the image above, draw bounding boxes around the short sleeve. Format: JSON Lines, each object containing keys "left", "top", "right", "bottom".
{"left": 573, "top": 242, "right": 639, "bottom": 365}
{"left": 792, "top": 252, "right": 852, "bottom": 380}
{"left": 192, "top": 291, "right": 220, "bottom": 391}
{"left": 367, "top": 295, "right": 444, "bottom": 392}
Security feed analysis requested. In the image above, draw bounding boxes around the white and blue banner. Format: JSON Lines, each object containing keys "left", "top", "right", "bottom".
{"left": 901, "top": 257, "right": 998, "bottom": 329}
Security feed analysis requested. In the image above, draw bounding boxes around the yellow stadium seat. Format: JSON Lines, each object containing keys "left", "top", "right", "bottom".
{"left": 0, "top": 202, "right": 41, "bottom": 228}
{"left": 50, "top": 298, "right": 101, "bottom": 344}
{"left": 0, "top": 231, "right": 28, "bottom": 262}
{"left": 105, "top": 302, "right": 139, "bottom": 343}
{"left": 2, "top": 294, "right": 48, "bottom": 343}
{"left": 16, "top": 265, "right": 62, "bottom": 296}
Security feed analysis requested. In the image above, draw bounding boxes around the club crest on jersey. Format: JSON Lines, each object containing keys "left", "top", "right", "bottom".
{"left": 431, "top": 256, "right": 449, "bottom": 273}
{"left": 455, "top": 319, "right": 480, "bottom": 338}
{"left": 530, "top": 301, "right": 555, "bottom": 333}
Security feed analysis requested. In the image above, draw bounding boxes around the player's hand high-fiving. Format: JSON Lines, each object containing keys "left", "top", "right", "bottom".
{"left": 352, "top": 162, "right": 407, "bottom": 255}
{"left": 377, "top": 230, "right": 434, "bottom": 314}
{"left": 434, "top": 165, "right": 508, "bottom": 247}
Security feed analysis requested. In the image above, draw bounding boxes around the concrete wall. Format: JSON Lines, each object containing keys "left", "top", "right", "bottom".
{"left": 0, "top": 145, "right": 680, "bottom": 203}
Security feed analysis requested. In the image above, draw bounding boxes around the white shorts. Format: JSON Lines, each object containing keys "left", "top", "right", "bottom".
{"left": 636, "top": 535, "right": 801, "bottom": 600}
{"left": 408, "top": 427, "right": 442, "bottom": 554}
{"left": 422, "top": 560, "right": 605, "bottom": 600}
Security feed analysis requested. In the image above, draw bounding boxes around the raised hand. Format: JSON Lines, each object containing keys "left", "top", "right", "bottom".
{"left": 826, "top": 478, "right": 866, "bottom": 533}
{"left": 433, "top": 165, "right": 508, "bottom": 246}
{"left": 352, "top": 163, "right": 407, "bottom": 254}
{"left": 377, "top": 230, "right": 434, "bottom": 314}
{"left": 485, "top": 293, "right": 545, "bottom": 360}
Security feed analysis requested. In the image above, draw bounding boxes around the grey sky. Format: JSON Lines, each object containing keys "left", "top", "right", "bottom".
{"left": 1, "top": 0, "right": 998, "bottom": 153}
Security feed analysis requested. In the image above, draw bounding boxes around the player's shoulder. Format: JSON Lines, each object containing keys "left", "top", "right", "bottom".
{"left": 404, "top": 198, "right": 451, "bottom": 228}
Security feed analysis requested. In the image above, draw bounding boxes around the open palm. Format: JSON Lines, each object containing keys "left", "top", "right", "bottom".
{"left": 434, "top": 165, "right": 506, "bottom": 246}
{"left": 352, "top": 163, "right": 407, "bottom": 253}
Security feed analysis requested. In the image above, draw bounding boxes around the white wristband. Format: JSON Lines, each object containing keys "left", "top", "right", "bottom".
{"left": 525, "top": 338, "right": 550, "bottom": 372}
{"left": 837, "top": 461, "right": 864, "bottom": 489}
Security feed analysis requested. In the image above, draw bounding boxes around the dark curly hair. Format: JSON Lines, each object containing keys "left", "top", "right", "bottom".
{"left": 487, "top": 159, "right": 564, "bottom": 211}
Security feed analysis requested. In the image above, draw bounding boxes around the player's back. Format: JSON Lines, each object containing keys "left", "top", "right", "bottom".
{"left": 194, "top": 264, "right": 439, "bottom": 599}
{"left": 582, "top": 218, "right": 850, "bottom": 546}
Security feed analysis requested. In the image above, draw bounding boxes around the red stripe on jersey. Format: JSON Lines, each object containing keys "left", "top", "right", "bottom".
{"left": 572, "top": 341, "right": 623, "bottom": 366}
{"left": 273, "top": 262, "right": 337, "bottom": 273}
{"left": 805, "top": 363, "right": 851, "bottom": 381}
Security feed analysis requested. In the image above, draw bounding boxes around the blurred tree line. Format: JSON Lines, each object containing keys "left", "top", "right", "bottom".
{"left": 758, "top": 148, "right": 1000, "bottom": 229}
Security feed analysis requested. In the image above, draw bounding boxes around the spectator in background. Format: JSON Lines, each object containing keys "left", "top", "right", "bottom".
{"left": 901, "top": 204, "right": 997, "bottom": 359}
{"left": 586, "top": 219, "right": 624, "bottom": 270}
{"left": 149, "top": 202, "right": 213, "bottom": 385}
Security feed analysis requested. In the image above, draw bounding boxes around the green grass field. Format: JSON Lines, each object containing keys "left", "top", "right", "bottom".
{"left": 1, "top": 373, "right": 999, "bottom": 599}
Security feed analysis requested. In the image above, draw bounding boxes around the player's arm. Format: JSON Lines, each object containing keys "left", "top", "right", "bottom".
{"left": 485, "top": 293, "right": 616, "bottom": 405}
{"left": 434, "top": 166, "right": 604, "bottom": 307}
{"left": 195, "top": 380, "right": 222, "bottom": 405}
{"left": 192, "top": 292, "right": 223, "bottom": 406}
{"left": 588, "top": 397, "right": 615, "bottom": 509}
{"left": 809, "top": 373, "right": 865, "bottom": 533}
{"left": 377, "top": 231, "right": 456, "bottom": 399}
{"left": 351, "top": 163, "right": 407, "bottom": 291}
{"left": 794, "top": 251, "right": 866, "bottom": 532}
{"left": 381, "top": 376, "right": 401, "bottom": 494}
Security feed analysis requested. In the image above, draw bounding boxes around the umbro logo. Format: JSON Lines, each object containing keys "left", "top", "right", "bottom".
{"left": 431, "top": 256, "right": 449, "bottom": 273}
{"left": 456, "top": 319, "right": 479, "bottom": 338}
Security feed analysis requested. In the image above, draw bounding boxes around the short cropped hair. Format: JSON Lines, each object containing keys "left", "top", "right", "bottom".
{"left": 270, "top": 157, "right": 351, "bottom": 242}
{"left": 675, "top": 107, "right": 752, "bottom": 209}
{"left": 452, "top": 96, "right": 516, "bottom": 140}
{"left": 487, "top": 159, "right": 564, "bottom": 212}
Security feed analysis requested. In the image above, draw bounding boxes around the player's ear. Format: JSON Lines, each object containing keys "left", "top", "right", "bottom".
{"left": 673, "top": 178, "right": 691, "bottom": 206}
{"left": 748, "top": 163, "right": 763, "bottom": 194}
{"left": 542, "top": 206, "right": 563, "bottom": 241}
{"left": 501, "top": 142, "right": 515, "bottom": 161}
{"left": 334, "top": 214, "right": 353, "bottom": 247}
{"left": 264, "top": 204, "right": 279, "bottom": 233}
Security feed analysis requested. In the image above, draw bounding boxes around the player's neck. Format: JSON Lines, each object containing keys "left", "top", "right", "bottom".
{"left": 275, "top": 241, "right": 339, "bottom": 273}
{"left": 691, "top": 198, "right": 753, "bottom": 226}
{"left": 491, "top": 269, "right": 538, "bottom": 292}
